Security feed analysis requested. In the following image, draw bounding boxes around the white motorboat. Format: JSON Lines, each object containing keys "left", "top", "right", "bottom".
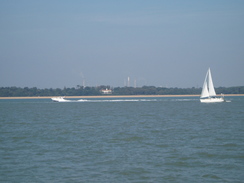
{"left": 51, "top": 97, "right": 69, "bottom": 102}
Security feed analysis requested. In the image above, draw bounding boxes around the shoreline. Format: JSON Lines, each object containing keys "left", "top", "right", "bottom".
{"left": 0, "top": 94, "right": 244, "bottom": 100}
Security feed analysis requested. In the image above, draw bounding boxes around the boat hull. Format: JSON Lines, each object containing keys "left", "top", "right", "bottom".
{"left": 51, "top": 97, "right": 69, "bottom": 102}
{"left": 200, "top": 97, "right": 224, "bottom": 103}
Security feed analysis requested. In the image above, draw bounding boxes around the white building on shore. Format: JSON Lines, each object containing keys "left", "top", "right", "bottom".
{"left": 100, "top": 88, "right": 112, "bottom": 94}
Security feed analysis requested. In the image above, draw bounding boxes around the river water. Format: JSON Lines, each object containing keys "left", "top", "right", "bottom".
{"left": 0, "top": 97, "right": 243, "bottom": 182}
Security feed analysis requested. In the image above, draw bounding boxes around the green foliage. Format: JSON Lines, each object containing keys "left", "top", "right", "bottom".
{"left": 0, "top": 86, "right": 243, "bottom": 97}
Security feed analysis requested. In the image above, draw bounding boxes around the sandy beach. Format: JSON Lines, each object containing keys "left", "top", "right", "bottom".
{"left": 0, "top": 94, "right": 243, "bottom": 100}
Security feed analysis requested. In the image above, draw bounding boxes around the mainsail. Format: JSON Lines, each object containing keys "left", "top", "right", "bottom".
{"left": 207, "top": 69, "right": 216, "bottom": 96}
{"left": 200, "top": 68, "right": 216, "bottom": 98}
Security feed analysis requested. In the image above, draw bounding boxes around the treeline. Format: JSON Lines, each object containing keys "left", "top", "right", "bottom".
{"left": 0, "top": 86, "right": 244, "bottom": 97}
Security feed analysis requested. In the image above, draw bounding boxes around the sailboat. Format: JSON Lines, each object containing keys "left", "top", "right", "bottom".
{"left": 200, "top": 68, "right": 224, "bottom": 103}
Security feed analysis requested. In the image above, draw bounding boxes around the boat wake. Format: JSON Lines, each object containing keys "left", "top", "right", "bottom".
{"left": 86, "top": 99, "right": 158, "bottom": 102}
{"left": 51, "top": 98, "right": 157, "bottom": 103}
{"left": 51, "top": 97, "right": 201, "bottom": 103}
{"left": 172, "top": 98, "right": 198, "bottom": 102}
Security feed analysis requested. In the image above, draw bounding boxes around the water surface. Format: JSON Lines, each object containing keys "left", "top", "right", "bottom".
{"left": 0, "top": 97, "right": 243, "bottom": 182}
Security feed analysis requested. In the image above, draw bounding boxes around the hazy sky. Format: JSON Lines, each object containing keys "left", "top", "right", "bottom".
{"left": 1, "top": 0, "right": 243, "bottom": 88}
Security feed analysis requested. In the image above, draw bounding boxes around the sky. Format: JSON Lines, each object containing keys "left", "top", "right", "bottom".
{"left": 0, "top": 0, "right": 244, "bottom": 88}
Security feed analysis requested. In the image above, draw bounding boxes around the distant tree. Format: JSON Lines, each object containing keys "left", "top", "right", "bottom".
{"left": 0, "top": 86, "right": 243, "bottom": 97}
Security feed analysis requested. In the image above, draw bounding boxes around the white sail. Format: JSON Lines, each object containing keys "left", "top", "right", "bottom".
{"left": 200, "top": 71, "right": 209, "bottom": 98}
{"left": 207, "top": 69, "right": 216, "bottom": 96}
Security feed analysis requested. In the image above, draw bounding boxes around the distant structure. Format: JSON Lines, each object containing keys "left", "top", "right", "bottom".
{"left": 80, "top": 72, "right": 86, "bottom": 88}
{"left": 82, "top": 78, "right": 86, "bottom": 88}
{"left": 100, "top": 88, "right": 112, "bottom": 94}
{"left": 125, "top": 77, "right": 137, "bottom": 87}
{"left": 127, "top": 77, "right": 130, "bottom": 87}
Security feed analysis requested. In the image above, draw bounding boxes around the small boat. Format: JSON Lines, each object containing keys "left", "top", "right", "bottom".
{"left": 200, "top": 68, "right": 224, "bottom": 103}
{"left": 51, "top": 97, "right": 69, "bottom": 102}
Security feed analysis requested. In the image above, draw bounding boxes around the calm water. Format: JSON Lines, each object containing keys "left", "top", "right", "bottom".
{"left": 0, "top": 97, "right": 243, "bottom": 182}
